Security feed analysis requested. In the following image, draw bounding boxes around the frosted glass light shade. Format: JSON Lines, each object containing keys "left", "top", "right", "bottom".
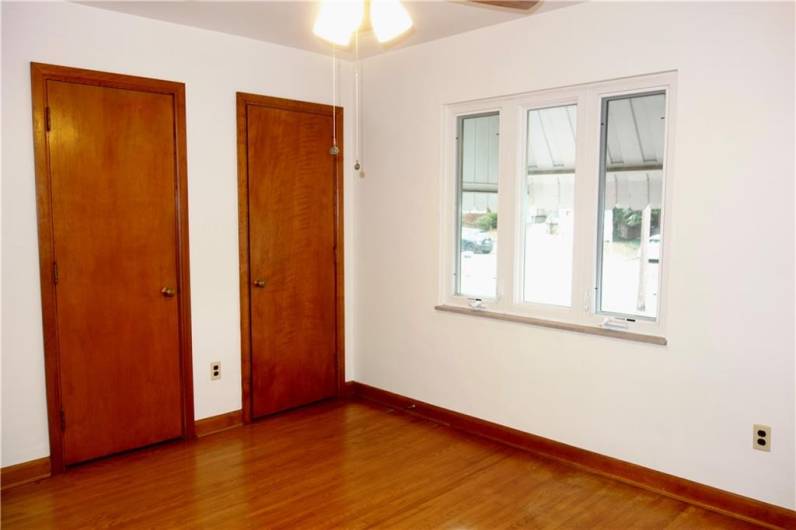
{"left": 313, "top": 0, "right": 365, "bottom": 46}
{"left": 370, "top": 0, "right": 412, "bottom": 43}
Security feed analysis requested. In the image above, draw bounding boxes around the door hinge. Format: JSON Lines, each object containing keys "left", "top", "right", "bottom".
{"left": 60, "top": 410, "right": 66, "bottom": 431}
{"left": 45, "top": 107, "right": 52, "bottom": 132}
{"left": 52, "top": 262, "right": 59, "bottom": 285}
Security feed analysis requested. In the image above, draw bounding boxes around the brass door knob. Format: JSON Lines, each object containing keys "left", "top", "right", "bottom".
{"left": 253, "top": 279, "right": 266, "bottom": 288}
{"left": 161, "top": 286, "right": 176, "bottom": 297}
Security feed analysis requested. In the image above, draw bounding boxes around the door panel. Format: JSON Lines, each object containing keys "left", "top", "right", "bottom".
{"left": 47, "top": 80, "right": 183, "bottom": 464}
{"left": 246, "top": 105, "right": 337, "bottom": 418}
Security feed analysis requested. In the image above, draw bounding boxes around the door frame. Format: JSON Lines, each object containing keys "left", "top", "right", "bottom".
{"left": 30, "top": 63, "right": 196, "bottom": 473}
{"left": 236, "top": 92, "right": 345, "bottom": 424}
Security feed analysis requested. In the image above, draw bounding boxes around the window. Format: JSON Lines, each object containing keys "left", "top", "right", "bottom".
{"left": 596, "top": 92, "right": 666, "bottom": 319}
{"left": 456, "top": 113, "right": 499, "bottom": 298}
{"left": 522, "top": 104, "right": 577, "bottom": 306}
{"left": 442, "top": 73, "right": 674, "bottom": 337}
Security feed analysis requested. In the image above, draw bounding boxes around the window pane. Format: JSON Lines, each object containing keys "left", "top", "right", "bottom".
{"left": 522, "top": 104, "right": 576, "bottom": 306}
{"left": 457, "top": 113, "right": 498, "bottom": 298}
{"left": 597, "top": 92, "right": 666, "bottom": 319}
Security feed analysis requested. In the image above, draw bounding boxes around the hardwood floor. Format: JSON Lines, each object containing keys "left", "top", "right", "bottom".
{"left": 1, "top": 400, "right": 762, "bottom": 529}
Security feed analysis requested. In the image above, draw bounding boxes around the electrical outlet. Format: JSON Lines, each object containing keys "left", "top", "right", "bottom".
{"left": 210, "top": 361, "right": 221, "bottom": 381}
{"left": 753, "top": 424, "right": 771, "bottom": 452}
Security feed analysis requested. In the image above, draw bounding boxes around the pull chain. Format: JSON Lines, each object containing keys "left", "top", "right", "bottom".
{"left": 329, "top": 44, "right": 339, "bottom": 156}
{"left": 354, "top": 30, "right": 362, "bottom": 175}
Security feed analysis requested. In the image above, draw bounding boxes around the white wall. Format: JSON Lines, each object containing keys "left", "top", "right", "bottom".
{"left": 1, "top": 1, "right": 355, "bottom": 467}
{"left": 355, "top": 1, "right": 795, "bottom": 509}
{"left": 2, "top": 0, "right": 795, "bottom": 511}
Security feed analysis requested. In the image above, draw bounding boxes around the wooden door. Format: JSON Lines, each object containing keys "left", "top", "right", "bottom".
{"left": 31, "top": 64, "right": 194, "bottom": 469}
{"left": 237, "top": 94, "right": 343, "bottom": 420}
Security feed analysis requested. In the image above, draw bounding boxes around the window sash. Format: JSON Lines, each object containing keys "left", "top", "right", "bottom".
{"left": 455, "top": 111, "right": 500, "bottom": 299}
{"left": 595, "top": 90, "right": 667, "bottom": 321}
{"left": 520, "top": 103, "right": 578, "bottom": 308}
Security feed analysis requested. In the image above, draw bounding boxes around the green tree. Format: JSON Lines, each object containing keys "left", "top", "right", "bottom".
{"left": 477, "top": 211, "right": 497, "bottom": 231}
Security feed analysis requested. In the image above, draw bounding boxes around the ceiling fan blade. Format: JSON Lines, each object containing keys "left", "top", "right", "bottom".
{"left": 469, "top": 0, "right": 540, "bottom": 10}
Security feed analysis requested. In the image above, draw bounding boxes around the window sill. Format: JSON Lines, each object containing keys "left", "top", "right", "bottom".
{"left": 434, "top": 304, "right": 667, "bottom": 346}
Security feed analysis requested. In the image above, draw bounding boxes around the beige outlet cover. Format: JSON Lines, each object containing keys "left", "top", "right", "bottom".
{"left": 753, "top": 424, "right": 771, "bottom": 452}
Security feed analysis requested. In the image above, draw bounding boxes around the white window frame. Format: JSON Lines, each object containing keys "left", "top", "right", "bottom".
{"left": 439, "top": 72, "right": 677, "bottom": 338}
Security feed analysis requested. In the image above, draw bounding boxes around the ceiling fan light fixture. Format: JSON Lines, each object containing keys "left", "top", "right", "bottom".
{"left": 312, "top": 0, "right": 365, "bottom": 47}
{"left": 370, "top": 0, "right": 412, "bottom": 43}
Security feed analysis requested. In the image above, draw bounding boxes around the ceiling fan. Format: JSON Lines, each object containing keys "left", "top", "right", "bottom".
{"left": 313, "top": 0, "right": 540, "bottom": 47}
{"left": 468, "top": 1, "right": 540, "bottom": 10}
{"left": 313, "top": 0, "right": 541, "bottom": 174}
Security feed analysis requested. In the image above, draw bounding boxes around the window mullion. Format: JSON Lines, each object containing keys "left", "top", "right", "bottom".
{"left": 571, "top": 89, "right": 601, "bottom": 323}
{"left": 494, "top": 105, "right": 515, "bottom": 311}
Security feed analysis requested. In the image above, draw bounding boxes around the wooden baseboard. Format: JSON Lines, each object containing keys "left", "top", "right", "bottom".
{"left": 195, "top": 410, "right": 243, "bottom": 437}
{"left": 341, "top": 380, "right": 356, "bottom": 398}
{"left": 347, "top": 381, "right": 796, "bottom": 530}
{"left": 1, "top": 457, "right": 51, "bottom": 491}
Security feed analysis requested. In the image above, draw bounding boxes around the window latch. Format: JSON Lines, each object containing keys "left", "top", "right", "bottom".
{"left": 468, "top": 298, "right": 486, "bottom": 310}
{"left": 601, "top": 316, "right": 636, "bottom": 330}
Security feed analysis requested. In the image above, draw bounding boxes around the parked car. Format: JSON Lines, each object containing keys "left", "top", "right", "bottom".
{"left": 461, "top": 227, "right": 494, "bottom": 254}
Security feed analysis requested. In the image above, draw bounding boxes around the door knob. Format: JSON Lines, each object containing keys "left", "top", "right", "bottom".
{"left": 161, "top": 286, "right": 176, "bottom": 297}
{"left": 253, "top": 279, "right": 266, "bottom": 288}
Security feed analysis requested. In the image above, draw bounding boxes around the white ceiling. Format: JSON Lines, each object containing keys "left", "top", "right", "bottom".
{"left": 79, "top": 1, "right": 577, "bottom": 58}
